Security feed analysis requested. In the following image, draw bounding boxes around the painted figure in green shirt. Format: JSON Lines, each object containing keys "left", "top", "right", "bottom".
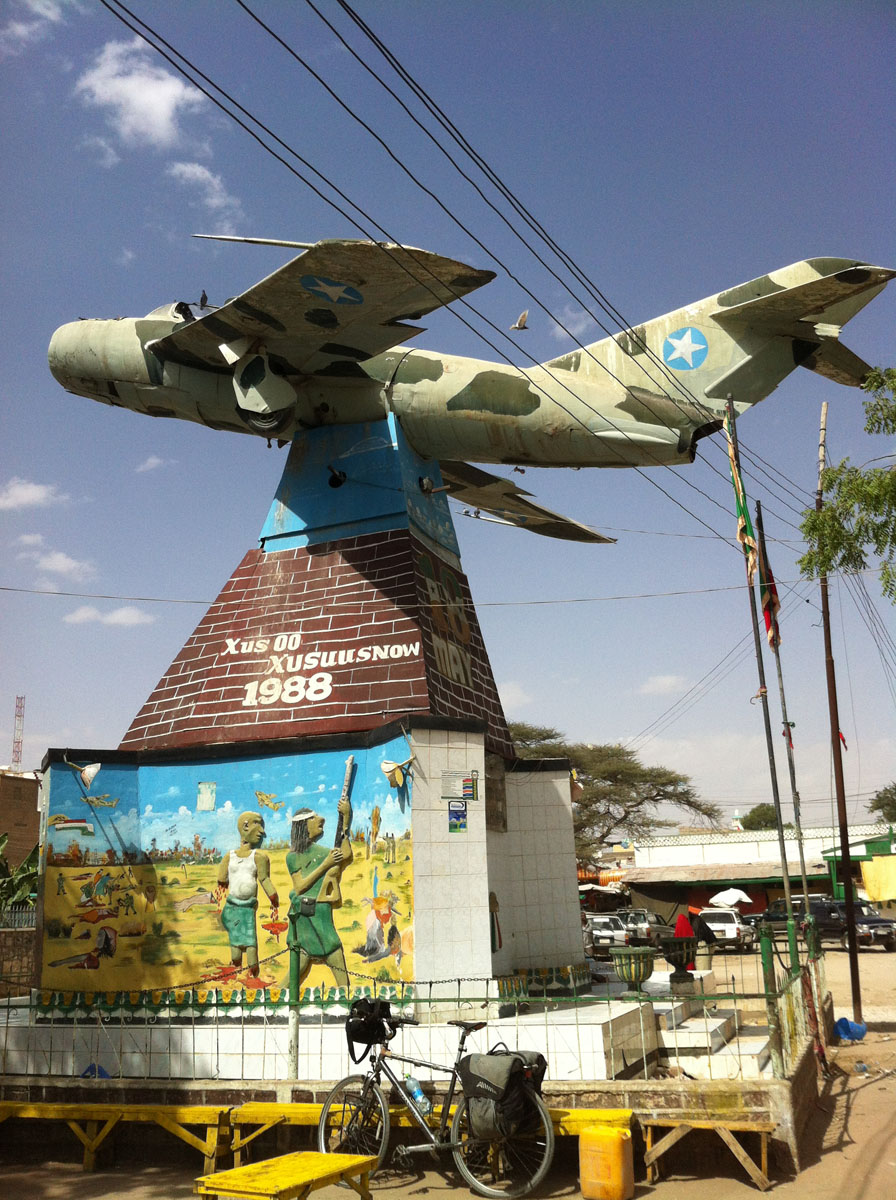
{"left": 286, "top": 796, "right": 353, "bottom": 988}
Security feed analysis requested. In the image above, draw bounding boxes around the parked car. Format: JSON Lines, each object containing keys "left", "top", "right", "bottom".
{"left": 747, "top": 896, "right": 847, "bottom": 941}
{"left": 698, "top": 907, "right": 756, "bottom": 951}
{"left": 615, "top": 909, "right": 675, "bottom": 946}
{"left": 587, "top": 914, "right": 630, "bottom": 958}
{"left": 833, "top": 902, "right": 896, "bottom": 951}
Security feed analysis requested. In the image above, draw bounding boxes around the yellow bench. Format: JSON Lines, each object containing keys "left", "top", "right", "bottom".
{"left": 0, "top": 1101, "right": 232, "bottom": 1172}
{"left": 230, "top": 1100, "right": 630, "bottom": 1167}
{"left": 194, "top": 1150, "right": 377, "bottom": 1200}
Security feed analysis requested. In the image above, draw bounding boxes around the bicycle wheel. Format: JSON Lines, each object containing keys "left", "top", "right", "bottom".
{"left": 318, "top": 1074, "right": 391, "bottom": 1170}
{"left": 451, "top": 1092, "right": 555, "bottom": 1198}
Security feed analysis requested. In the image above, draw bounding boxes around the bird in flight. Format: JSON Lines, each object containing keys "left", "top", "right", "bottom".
{"left": 510, "top": 309, "right": 528, "bottom": 331}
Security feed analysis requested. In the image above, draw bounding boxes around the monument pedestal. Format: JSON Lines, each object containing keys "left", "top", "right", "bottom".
{"left": 40, "top": 420, "right": 583, "bottom": 1002}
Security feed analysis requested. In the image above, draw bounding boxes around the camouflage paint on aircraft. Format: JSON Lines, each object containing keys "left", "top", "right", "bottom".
{"left": 48, "top": 242, "right": 894, "bottom": 542}
{"left": 41, "top": 738, "right": 413, "bottom": 994}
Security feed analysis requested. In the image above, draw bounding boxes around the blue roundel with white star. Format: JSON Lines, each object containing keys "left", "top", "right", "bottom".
{"left": 662, "top": 326, "right": 709, "bottom": 370}
{"left": 301, "top": 275, "right": 363, "bottom": 304}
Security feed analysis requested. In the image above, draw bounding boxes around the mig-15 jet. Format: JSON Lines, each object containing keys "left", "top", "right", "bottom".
{"left": 48, "top": 239, "right": 893, "bottom": 542}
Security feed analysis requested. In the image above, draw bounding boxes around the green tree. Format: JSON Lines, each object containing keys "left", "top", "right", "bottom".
{"left": 509, "top": 722, "right": 721, "bottom": 858}
{"left": 869, "top": 781, "right": 896, "bottom": 824}
{"left": 740, "top": 802, "right": 782, "bottom": 830}
{"left": 799, "top": 367, "right": 896, "bottom": 601}
{"left": 0, "top": 834, "right": 40, "bottom": 909}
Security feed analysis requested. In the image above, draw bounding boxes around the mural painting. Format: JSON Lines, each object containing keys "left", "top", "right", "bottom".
{"left": 41, "top": 739, "right": 414, "bottom": 995}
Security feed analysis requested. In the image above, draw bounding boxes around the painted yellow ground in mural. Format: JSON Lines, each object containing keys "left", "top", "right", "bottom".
{"left": 42, "top": 835, "right": 413, "bottom": 995}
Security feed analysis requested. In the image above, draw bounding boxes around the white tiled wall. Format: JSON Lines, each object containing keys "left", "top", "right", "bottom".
{"left": 408, "top": 729, "right": 492, "bottom": 983}
{"left": 488, "top": 770, "right": 583, "bottom": 969}
{"left": 408, "top": 734, "right": 582, "bottom": 981}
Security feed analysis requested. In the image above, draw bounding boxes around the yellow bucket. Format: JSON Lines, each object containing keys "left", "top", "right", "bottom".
{"left": 580, "top": 1124, "right": 635, "bottom": 1200}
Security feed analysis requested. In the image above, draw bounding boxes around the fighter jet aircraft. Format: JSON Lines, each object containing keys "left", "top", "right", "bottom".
{"left": 48, "top": 239, "right": 893, "bottom": 542}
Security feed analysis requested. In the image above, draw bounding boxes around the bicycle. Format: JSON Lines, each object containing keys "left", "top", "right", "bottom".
{"left": 317, "top": 1014, "right": 555, "bottom": 1198}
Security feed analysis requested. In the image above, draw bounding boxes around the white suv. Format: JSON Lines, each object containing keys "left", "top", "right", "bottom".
{"left": 587, "top": 914, "right": 630, "bottom": 958}
{"left": 699, "top": 907, "right": 756, "bottom": 952}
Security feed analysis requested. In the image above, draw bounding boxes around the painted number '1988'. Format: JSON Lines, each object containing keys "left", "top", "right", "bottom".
{"left": 241, "top": 674, "right": 333, "bottom": 707}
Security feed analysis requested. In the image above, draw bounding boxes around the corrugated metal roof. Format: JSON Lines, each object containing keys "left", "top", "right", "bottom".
{"left": 622, "top": 860, "right": 828, "bottom": 884}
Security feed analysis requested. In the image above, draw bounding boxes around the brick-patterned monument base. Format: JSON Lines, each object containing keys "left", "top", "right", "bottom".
{"left": 120, "top": 418, "right": 512, "bottom": 757}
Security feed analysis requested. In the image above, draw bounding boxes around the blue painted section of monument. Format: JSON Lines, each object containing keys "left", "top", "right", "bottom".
{"left": 259, "top": 415, "right": 459, "bottom": 557}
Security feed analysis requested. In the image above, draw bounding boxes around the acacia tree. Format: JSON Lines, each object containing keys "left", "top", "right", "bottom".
{"left": 869, "top": 781, "right": 896, "bottom": 824}
{"left": 799, "top": 367, "right": 896, "bottom": 601}
{"left": 740, "top": 802, "right": 790, "bottom": 831}
{"left": 509, "top": 722, "right": 721, "bottom": 859}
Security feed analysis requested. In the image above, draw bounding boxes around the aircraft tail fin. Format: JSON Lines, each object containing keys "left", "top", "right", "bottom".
{"left": 551, "top": 259, "right": 893, "bottom": 417}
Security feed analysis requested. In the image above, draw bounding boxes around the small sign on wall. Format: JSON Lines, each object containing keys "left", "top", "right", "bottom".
{"left": 448, "top": 800, "right": 467, "bottom": 833}
{"left": 442, "top": 770, "right": 479, "bottom": 801}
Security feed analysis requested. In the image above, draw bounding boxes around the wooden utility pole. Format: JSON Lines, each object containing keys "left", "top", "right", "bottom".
{"left": 815, "top": 402, "right": 862, "bottom": 1022}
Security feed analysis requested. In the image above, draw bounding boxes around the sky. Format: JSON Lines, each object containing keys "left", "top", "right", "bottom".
{"left": 1, "top": 0, "right": 894, "bottom": 834}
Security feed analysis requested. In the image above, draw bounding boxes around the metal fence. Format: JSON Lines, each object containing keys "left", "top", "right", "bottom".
{"left": 0, "top": 939, "right": 820, "bottom": 1085}
{"left": 0, "top": 904, "right": 36, "bottom": 930}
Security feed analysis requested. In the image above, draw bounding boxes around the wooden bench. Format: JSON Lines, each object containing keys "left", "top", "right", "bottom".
{"left": 0, "top": 1101, "right": 232, "bottom": 1172}
{"left": 194, "top": 1150, "right": 377, "bottom": 1200}
{"left": 642, "top": 1115, "right": 776, "bottom": 1191}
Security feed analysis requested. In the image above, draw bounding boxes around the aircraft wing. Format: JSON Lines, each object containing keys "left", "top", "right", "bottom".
{"left": 146, "top": 240, "right": 495, "bottom": 375}
{"left": 439, "top": 461, "right": 614, "bottom": 544}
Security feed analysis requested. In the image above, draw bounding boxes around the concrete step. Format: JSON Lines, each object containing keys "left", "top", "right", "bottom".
{"left": 656, "top": 1012, "right": 738, "bottom": 1053}
{"left": 652, "top": 997, "right": 734, "bottom": 1030}
{"left": 659, "top": 1024, "right": 771, "bottom": 1081}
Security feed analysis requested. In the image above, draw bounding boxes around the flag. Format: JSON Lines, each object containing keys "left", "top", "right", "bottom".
{"left": 723, "top": 411, "right": 758, "bottom": 584}
{"left": 756, "top": 516, "right": 781, "bottom": 647}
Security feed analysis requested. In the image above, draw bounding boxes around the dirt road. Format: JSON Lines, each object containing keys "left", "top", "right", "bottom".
{"left": 1, "top": 946, "right": 893, "bottom": 1198}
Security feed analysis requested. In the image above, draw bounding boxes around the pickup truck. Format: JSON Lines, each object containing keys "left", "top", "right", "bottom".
{"left": 614, "top": 909, "right": 676, "bottom": 947}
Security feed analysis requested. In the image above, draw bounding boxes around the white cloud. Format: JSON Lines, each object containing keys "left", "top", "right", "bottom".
{"left": 63, "top": 604, "right": 155, "bottom": 626}
{"left": 166, "top": 161, "right": 245, "bottom": 232}
{"left": 75, "top": 37, "right": 206, "bottom": 149}
{"left": 19, "top": 547, "right": 94, "bottom": 581}
{"left": 0, "top": 477, "right": 68, "bottom": 510}
{"left": 550, "top": 305, "right": 598, "bottom": 343}
{"left": 136, "top": 455, "right": 167, "bottom": 473}
{"left": 15, "top": 533, "right": 45, "bottom": 547}
{"left": 82, "top": 135, "right": 120, "bottom": 169}
{"left": 0, "top": 0, "right": 75, "bottom": 59}
{"left": 117, "top": 247, "right": 136, "bottom": 267}
{"left": 498, "top": 680, "right": 534, "bottom": 711}
{"left": 639, "top": 674, "right": 689, "bottom": 696}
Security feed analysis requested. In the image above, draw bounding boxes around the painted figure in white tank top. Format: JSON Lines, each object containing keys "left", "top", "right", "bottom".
{"left": 216, "top": 811, "right": 279, "bottom": 977}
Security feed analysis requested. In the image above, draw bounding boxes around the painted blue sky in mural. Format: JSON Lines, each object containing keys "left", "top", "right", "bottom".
{"left": 1, "top": 1, "right": 894, "bottom": 824}
{"left": 47, "top": 739, "right": 412, "bottom": 861}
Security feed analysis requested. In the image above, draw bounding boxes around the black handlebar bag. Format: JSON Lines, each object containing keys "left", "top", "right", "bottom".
{"left": 345, "top": 997, "right": 393, "bottom": 1064}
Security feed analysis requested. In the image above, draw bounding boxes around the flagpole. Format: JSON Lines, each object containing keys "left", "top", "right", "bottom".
{"left": 815, "top": 402, "right": 862, "bottom": 1022}
{"left": 755, "top": 500, "right": 811, "bottom": 908}
{"left": 725, "top": 397, "right": 798, "bottom": 972}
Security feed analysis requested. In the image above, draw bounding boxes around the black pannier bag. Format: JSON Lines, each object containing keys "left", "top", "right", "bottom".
{"left": 457, "top": 1044, "right": 548, "bottom": 1139}
{"left": 346, "top": 997, "right": 393, "bottom": 1063}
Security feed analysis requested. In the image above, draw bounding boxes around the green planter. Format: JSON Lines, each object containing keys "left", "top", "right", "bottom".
{"left": 659, "top": 936, "right": 698, "bottom": 983}
{"left": 609, "top": 945, "right": 656, "bottom": 988}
